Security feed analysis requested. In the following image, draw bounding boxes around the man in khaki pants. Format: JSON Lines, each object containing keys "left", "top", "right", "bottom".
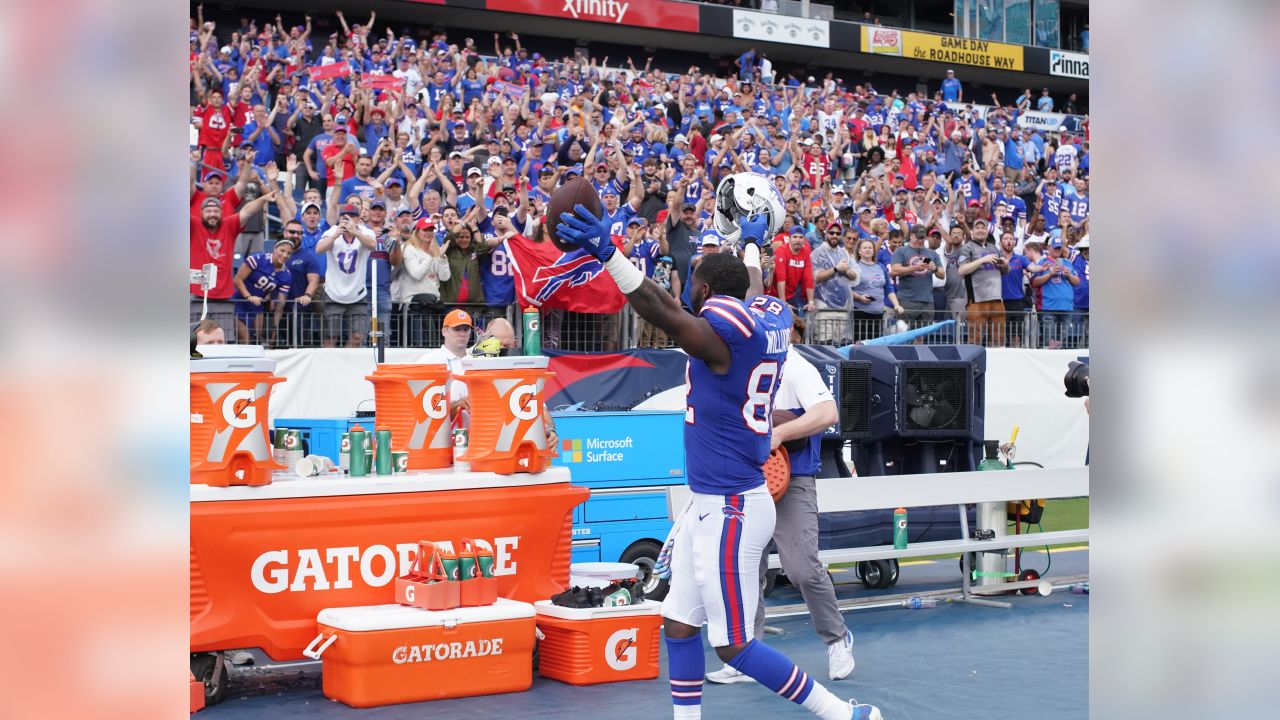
{"left": 957, "top": 218, "right": 1010, "bottom": 346}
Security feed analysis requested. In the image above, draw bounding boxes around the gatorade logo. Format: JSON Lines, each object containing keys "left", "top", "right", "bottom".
{"left": 404, "top": 583, "right": 416, "bottom": 603}
{"left": 604, "top": 628, "right": 638, "bottom": 671}
{"left": 250, "top": 537, "right": 521, "bottom": 594}
{"left": 527, "top": 316, "right": 539, "bottom": 332}
{"left": 897, "top": 519, "right": 907, "bottom": 530}
{"left": 222, "top": 389, "right": 257, "bottom": 429}
{"left": 422, "top": 385, "right": 448, "bottom": 420}
{"left": 508, "top": 384, "right": 539, "bottom": 421}
{"left": 392, "top": 638, "right": 504, "bottom": 664}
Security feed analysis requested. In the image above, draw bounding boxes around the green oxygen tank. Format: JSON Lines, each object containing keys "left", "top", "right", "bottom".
{"left": 979, "top": 440, "right": 1010, "bottom": 472}
{"left": 522, "top": 308, "right": 540, "bottom": 356}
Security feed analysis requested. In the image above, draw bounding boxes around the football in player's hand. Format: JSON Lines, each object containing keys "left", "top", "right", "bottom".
{"left": 547, "top": 177, "right": 603, "bottom": 252}
{"left": 771, "top": 408, "right": 807, "bottom": 452}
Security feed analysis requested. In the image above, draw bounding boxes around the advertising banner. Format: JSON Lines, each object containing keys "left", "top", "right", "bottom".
{"left": 862, "top": 26, "right": 903, "bottom": 56}
{"left": 900, "top": 31, "right": 1024, "bottom": 71}
{"left": 1049, "top": 49, "right": 1089, "bottom": 79}
{"left": 485, "top": 0, "right": 700, "bottom": 33}
{"left": 732, "top": 8, "right": 829, "bottom": 48}
{"left": 1016, "top": 109, "right": 1076, "bottom": 132}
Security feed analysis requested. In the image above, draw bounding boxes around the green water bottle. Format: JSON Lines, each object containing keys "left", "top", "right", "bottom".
{"left": 348, "top": 425, "right": 370, "bottom": 477}
{"left": 375, "top": 428, "right": 393, "bottom": 475}
{"left": 522, "top": 307, "right": 540, "bottom": 356}
{"left": 893, "top": 507, "right": 908, "bottom": 550}
{"left": 979, "top": 440, "right": 1010, "bottom": 472}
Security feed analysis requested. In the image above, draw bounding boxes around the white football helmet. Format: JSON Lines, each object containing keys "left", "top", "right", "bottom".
{"left": 713, "top": 172, "right": 786, "bottom": 244}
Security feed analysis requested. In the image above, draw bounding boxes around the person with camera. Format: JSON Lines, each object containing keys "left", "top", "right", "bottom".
{"left": 315, "top": 202, "right": 376, "bottom": 348}
{"left": 957, "top": 218, "right": 1009, "bottom": 347}
{"left": 889, "top": 220, "right": 945, "bottom": 329}
{"left": 396, "top": 217, "right": 451, "bottom": 347}
{"left": 1030, "top": 236, "right": 1080, "bottom": 349}
{"left": 362, "top": 198, "right": 401, "bottom": 348}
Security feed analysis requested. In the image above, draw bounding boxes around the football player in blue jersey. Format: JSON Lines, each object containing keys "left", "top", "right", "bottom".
{"left": 556, "top": 173, "right": 883, "bottom": 720}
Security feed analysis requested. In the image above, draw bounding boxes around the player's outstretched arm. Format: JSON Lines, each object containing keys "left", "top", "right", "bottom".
{"left": 557, "top": 204, "right": 730, "bottom": 369}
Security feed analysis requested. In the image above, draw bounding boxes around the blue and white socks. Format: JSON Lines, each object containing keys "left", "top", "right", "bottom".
{"left": 665, "top": 633, "right": 705, "bottom": 720}
{"left": 728, "top": 639, "right": 852, "bottom": 720}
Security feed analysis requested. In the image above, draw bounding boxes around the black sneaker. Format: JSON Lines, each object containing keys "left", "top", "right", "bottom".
{"left": 550, "top": 586, "right": 596, "bottom": 609}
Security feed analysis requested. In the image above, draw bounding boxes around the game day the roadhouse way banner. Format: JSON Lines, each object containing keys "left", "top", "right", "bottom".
{"left": 862, "top": 26, "right": 1024, "bottom": 72}
{"left": 484, "top": 0, "right": 700, "bottom": 33}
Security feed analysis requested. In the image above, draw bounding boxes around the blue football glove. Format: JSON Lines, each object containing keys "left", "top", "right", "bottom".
{"left": 556, "top": 204, "right": 616, "bottom": 262}
{"left": 738, "top": 212, "right": 770, "bottom": 247}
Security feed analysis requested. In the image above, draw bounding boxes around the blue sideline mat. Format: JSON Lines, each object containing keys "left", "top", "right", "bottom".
{"left": 202, "top": 552, "right": 1088, "bottom": 720}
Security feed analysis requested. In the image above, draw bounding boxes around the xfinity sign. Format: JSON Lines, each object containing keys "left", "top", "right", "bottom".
{"left": 1049, "top": 50, "right": 1089, "bottom": 80}
{"left": 562, "top": 0, "right": 630, "bottom": 24}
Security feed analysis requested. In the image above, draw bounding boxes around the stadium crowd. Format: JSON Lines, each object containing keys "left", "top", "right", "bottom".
{"left": 189, "top": 5, "right": 1090, "bottom": 351}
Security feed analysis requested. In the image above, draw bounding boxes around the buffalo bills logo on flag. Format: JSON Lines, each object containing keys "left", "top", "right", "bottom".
{"left": 722, "top": 505, "right": 745, "bottom": 522}
{"left": 529, "top": 252, "right": 602, "bottom": 305}
{"left": 507, "top": 232, "right": 627, "bottom": 314}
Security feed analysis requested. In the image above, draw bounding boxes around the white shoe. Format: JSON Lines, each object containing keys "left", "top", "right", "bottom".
{"left": 226, "top": 650, "right": 255, "bottom": 666}
{"left": 705, "top": 663, "right": 755, "bottom": 684}
{"left": 847, "top": 699, "right": 883, "bottom": 720}
{"left": 827, "top": 629, "right": 855, "bottom": 680}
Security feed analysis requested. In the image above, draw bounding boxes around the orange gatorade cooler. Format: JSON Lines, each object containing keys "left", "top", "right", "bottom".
{"left": 458, "top": 356, "right": 557, "bottom": 474}
{"left": 302, "top": 599, "right": 535, "bottom": 708}
{"left": 365, "top": 363, "right": 454, "bottom": 470}
{"left": 190, "top": 345, "right": 285, "bottom": 487}
{"left": 534, "top": 599, "right": 663, "bottom": 685}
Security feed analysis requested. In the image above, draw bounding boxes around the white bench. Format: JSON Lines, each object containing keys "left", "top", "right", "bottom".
{"left": 667, "top": 467, "right": 1089, "bottom": 608}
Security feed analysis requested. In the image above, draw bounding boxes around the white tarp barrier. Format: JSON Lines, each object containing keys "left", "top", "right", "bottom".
{"left": 264, "top": 347, "right": 1089, "bottom": 469}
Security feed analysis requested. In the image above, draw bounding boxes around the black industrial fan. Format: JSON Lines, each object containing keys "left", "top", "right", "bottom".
{"left": 847, "top": 345, "right": 986, "bottom": 475}
{"left": 900, "top": 362, "right": 970, "bottom": 434}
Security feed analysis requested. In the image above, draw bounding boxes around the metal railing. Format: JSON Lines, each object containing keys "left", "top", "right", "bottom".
{"left": 204, "top": 299, "right": 1087, "bottom": 351}
{"left": 804, "top": 306, "right": 1089, "bottom": 349}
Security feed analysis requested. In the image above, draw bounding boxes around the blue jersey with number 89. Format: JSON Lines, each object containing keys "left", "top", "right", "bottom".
{"left": 685, "top": 294, "right": 792, "bottom": 494}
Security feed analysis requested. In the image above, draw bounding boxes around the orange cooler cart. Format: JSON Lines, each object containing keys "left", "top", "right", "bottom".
{"left": 190, "top": 467, "right": 586, "bottom": 660}
{"left": 303, "top": 599, "right": 535, "bottom": 707}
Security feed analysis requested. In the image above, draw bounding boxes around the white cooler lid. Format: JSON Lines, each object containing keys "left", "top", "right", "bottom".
{"left": 569, "top": 562, "right": 642, "bottom": 582}
{"left": 317, "top": 597, "right": 534, "bottom": 631}
{"left": 191, "top": 344, "right": 276, "bottom": 373}
{"left": 460, "top": 355, "right": 549, "bottom": 371}
{"left": 534, "top": 599, "right": 663, "bottom": 621}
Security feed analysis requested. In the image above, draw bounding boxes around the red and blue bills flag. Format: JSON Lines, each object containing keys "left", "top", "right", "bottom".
{"left": 307, "top": 61, "right": 350, "bottom": 82}
{"left": 507, "top": 232, "right": 627, "bottom": 313}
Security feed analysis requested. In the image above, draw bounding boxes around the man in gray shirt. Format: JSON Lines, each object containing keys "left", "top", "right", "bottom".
{"left": 890, "top": 224, "right": 945, "bottom": 328}
{"left": 942, "top": 225, "right": 969, "bottom": 339}
{"left": 957, "top": 218, "right": 1010, "bottom": 346}
{"left": 810, "top": 221, "right": 857, "bottom": 343}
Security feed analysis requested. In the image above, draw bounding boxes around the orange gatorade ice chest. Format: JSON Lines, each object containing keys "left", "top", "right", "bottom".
{"left": 534, "top": 599, "right": 663, "bottom": 685}
{"left": 365, "top": 363, "right": 454, "bottom": 470}
{"left": 458, "top": 356, "right": 557, "bottom": 474}
{"left": 303, "top": 599, "right": 535, "bottom": 708}
{"left": 190, "top": 345, "right": 285, "bottom": 487}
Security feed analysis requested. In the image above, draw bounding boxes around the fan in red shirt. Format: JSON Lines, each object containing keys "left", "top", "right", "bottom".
{"left": 195, "top": 89, "right": 233, "bottom": 171}
{"left": 797, "top": 137, "right": 831, "bottom": 188}
{"left": 772, "top": 225, "right": 816, "bottom": 312}
{"left": 190, "top": 190, "right": 279, "bottom": 322}
{"left": 320, "top": 126, "right": 357, "bottom": 187}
